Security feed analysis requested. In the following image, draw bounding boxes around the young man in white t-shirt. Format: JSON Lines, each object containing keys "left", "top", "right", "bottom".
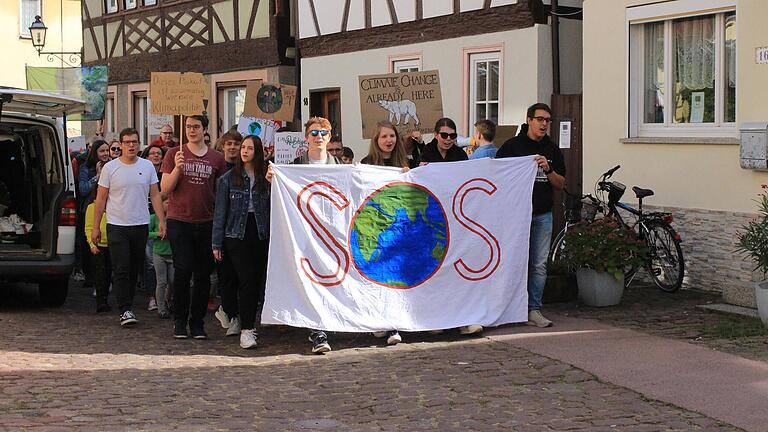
{"left": 92, "top": 128, "right": 166, "bottom": 326}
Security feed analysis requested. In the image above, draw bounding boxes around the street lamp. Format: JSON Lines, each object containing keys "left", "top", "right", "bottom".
{"left": 28, "top": 15, "right": 82, "bottom": 67}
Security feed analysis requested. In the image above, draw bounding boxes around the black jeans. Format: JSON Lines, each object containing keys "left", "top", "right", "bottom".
{"left": 217, "top": 252, "right": 239, "bottom": 319}
{"left": 107, "top": 224, "right": 149, "bottom": 313}
{"left": 91, "top": 246, "right": 112, "bottom": 307}
{"left": 167, "top": 219, "right": 214, "bottom": 327}
{"left": 224, "top": 214, "right": 268, "bottom": 330}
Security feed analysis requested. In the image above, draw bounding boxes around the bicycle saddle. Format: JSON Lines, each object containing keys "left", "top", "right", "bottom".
{"left": 632, "top": 186, "right": 654, "bottom": 199}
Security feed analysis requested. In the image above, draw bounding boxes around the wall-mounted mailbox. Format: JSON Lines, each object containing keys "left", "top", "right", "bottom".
{"left": 740, "top": 122, "right": 768, "bottom": 170}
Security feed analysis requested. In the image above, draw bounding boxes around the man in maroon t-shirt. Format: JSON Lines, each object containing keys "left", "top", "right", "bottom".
{"left": 161, "top": 115, "right": 227, "bottom": 340}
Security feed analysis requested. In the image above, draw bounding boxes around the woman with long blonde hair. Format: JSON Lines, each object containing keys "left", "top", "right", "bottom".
{"left": 360, "top": 121, "right": 409, "bottom": 169}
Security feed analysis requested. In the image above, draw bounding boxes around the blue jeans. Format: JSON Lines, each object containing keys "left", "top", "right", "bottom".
{"left": 528, "top": 212, "right": 552, "bottom": 311}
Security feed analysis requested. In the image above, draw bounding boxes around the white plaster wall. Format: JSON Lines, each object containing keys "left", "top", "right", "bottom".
{"left": 301, "top": 27, "right": 546, "bottom": 159}
{"left": 583, "top": 0, "right": 768, "bottom": 213}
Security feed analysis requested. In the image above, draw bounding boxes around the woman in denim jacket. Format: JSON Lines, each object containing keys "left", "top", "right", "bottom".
{"left": 212, "top": 135, "right": 270, "bottom": 349}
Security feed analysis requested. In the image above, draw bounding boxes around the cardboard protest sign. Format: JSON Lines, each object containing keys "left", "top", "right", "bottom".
{"left": 243, "top": 81, "right": 297, "bottom": 122}
{"left": 237, "top": 116, "right": 285, "bottom": 154}
{"left": 358, "top": 70, "right": 443, "bottom": 139}
{"left": 274, "top": 132, "right": 308, "bottom": 164}
{"left": 150, "top": 72, "right": 207, "bottom": 116}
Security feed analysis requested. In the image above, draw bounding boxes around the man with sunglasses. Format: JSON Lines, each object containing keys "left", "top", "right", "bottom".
{"left": 496, "top": 103, "right": 565, "bottom": 328}
{"left": 265, "top": 117, "right": 339, "bottom": 354}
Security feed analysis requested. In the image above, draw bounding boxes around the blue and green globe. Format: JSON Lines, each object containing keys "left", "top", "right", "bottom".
{"left": 349, "top": 183, "right": 449, "bottom": 288}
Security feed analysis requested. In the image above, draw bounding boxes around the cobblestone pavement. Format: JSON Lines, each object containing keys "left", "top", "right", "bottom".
{"left": 0, "top": 281, "right": 742, "bottom": 431}
{"left": 547, "top": 282, "right": 768, "bottom": 363}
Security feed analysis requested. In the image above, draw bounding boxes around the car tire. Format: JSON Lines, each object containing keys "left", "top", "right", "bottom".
{"left": 39, "top": 279, "right": 68, "bottom": 306}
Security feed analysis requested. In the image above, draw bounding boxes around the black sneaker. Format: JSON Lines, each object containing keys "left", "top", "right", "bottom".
{"left": 158, "top": 311, "right": 171, "bottom": 319}
{"left": 119, "top": 310, "right": 138, "bottom": 326}
{"left": 190, "top": 325, "right": 208, "bottom": 340}
{"left": 173, "top": 321, "right": 188, "bottom": 339}
{"left": 309, "top": 331, "right": 331, "bottom": 354}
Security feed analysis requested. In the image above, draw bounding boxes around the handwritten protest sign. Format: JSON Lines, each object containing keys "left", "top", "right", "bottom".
{"left": 150, "top": 72, "right": 207, "bottom": 116}
{"left": 274, "top": 132, "right": 308, "bottom": 164}
{"left": 358, "top": 70, "right": 443, "bottom": 139}
{"left": 237, "top": 116, "right": 285, "bottom": 154}
{"left": 243, "top": 81, "right": 297, "bottom": 122}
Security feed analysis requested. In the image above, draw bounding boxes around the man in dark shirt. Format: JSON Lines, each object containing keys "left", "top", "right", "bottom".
{"left": 496, "top": 103, "right": 565, "bottom": 328}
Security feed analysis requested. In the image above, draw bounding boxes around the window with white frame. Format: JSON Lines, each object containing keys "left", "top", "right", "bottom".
{"left": 132, "top": 92, "right": 148, "bottom": 146}
{"left": 469, "top": 52, "right": 500, "bottom": 127}
{"left": 104, "top": 94, "right": 115, "bottom": 136}
{"left": 144, "top": 0, "right": 156, "bottom": 5}
{"left": 630, "top": 10, "right": 736, "bottom": 137}
{"left": 124, "top": 0, "right": 137, "bottom": 10}
{"left": 20, "top": 0, "right": 41, "bottom": 38}
{"left": 217, "top": 86, "right": 246, "bottom": 134}
{"left": 105, "top": 0, "right": 118, "bottom": 13}
{"left": 392, "top": 58, "right": 420, "bottom": 73}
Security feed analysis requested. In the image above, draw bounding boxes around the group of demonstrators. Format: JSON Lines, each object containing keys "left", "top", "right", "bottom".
{"left": 86, "top": 102, "right": 565, "bottom": 353}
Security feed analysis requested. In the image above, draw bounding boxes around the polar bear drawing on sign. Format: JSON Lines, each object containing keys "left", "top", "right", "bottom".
{"left": 377, "top": 99, "right": 420, "bottom": 126}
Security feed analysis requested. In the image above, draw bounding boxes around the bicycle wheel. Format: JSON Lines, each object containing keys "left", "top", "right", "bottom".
{"left": 645, "top": 222, "right": 685, "bottom": 292}
{"left": 548, "top": 229, "right": 568, "bottom": 271}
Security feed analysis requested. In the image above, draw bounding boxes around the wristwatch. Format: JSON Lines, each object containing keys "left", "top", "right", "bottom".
{"left": 544, "top": 166, "right": 554, "bottom": 175}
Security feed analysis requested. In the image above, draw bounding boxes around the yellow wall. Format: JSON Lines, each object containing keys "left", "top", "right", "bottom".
{"left": 583, "top": 0, "right": 768, "bottom": 213}
{"left": 0, "top": 0, "right": 83, "bottom": 89}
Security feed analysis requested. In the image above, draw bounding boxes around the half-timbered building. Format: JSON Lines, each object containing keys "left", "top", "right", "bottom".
{"left": 81, "top": 0, "right": 294, "bottom": 143}
{"left": 297, "top": 0, "right": 583, "bottom": 156}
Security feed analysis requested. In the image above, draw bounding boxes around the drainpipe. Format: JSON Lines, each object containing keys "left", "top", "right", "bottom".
{"left": 551, "top": 0, "right": 561, "bottom": 95}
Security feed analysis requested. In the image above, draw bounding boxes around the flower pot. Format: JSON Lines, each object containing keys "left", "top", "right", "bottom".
{"left": 576, "top": 268, "right": 624, "bottom": 307}
{"left": 756, "top": 281, "right": 768, "bottom": 327}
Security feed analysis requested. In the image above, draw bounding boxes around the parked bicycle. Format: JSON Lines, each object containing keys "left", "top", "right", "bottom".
{"left": 550, "top": 165, "right": 685, "bottom": 293}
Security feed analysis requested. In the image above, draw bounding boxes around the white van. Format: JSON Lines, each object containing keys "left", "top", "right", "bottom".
{"left": 0, "top": 88, "right": 86, "bottom": 306}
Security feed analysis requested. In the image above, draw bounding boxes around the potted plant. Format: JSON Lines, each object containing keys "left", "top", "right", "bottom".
{"left": 561, "top": 218, "right": 647, "bottom": 307}
{"left": 736, "top": 185, "right": 768, "bottom": 327}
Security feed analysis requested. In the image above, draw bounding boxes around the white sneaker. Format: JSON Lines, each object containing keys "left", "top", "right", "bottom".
{"left": 372, "top": 331, "right": 387, "bottom": 338}
{"left": 147, "top": 298, "right": 158, "bottom": 311}
{"left": 386, "top": 330, "right": 402, "bottom": 345}
{"left": 214, "top": 306, "right": 230, "bottom": 329}
{"left": 459, "top": 325, "right": 483, "bottom": 335}
{"left": 226, "top": 317, "right": 241, "bottom": 336}
{"left": 239, "top": 329, "right": 257, "bottom": 349}
{"left": 526, "top": 310, "right": 553, "bottom": 328}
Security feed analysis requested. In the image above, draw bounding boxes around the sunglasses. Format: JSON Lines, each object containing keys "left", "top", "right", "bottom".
{"left": 309, "top": 129, "right": 330, "bottom": 137}
{"left": 439, "top": 132, "right": 458, "bottom": 140}
{"left": 110, "top": 147, "right": 121, "bottom": 151}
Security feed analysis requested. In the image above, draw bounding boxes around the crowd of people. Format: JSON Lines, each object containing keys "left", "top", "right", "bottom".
{"left": 70, "top": 102, "right": 565, "bottom": 353}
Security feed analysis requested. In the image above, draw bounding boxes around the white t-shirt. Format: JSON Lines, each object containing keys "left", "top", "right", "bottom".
{"left": 98, "top": 157, "right": 158, "bottom": 226}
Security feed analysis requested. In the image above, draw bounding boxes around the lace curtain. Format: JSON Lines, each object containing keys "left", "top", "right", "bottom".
{"left": 644, "top": 22, "right": 665, "bottom": 123}
{"left": 674, "top": 16, "right": 715, "bottom": 90}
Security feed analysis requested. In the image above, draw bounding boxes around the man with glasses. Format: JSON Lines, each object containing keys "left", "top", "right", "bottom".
{"left": 152, "top": 124, "right": 175, "bottom": 150}
{"left": 326, "top": 135, "right": 344, "bottom": 160}
{"left": 496, "top": 103, "right": 565, "bottom": 328}
{"left": 161, "top": 115, "right": 227, "bottom": 340}
{"left": 91, "top": 128, "right": 166, "bottom": 327}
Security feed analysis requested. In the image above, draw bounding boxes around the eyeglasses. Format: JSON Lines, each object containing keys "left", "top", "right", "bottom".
{"left": 185, "top": 124, "right": 203, "bottom": 130}
{"left": 121, "top": 140, "right": 140, "bottom": 146}
{"left": 531, "top": 116, "right": 553, "bottom": 124}
{"left": 439, "top": 132, "right": 458, "bottom": 140}
{"left": 309, "top": 129, "right": 330, "bottom": 137}
{"left": 110, "top": 147, "right": 120, "bottom": 151}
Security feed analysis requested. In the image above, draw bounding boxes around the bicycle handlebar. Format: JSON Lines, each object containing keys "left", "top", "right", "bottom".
{"left": 602, "top": 165, "right": 621, "bottom": 179}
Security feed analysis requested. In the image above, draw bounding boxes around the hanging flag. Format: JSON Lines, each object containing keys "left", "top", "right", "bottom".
{"left": 263, "top": 157, "right": 537, "bottom": 332}
{"left": 25, "top": 66, "right": 108, "bottom": 121}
